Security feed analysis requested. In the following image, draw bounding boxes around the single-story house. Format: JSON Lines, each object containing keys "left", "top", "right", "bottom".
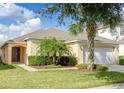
{"left": 0, "top": 28, "right": 119, "bottom": 65}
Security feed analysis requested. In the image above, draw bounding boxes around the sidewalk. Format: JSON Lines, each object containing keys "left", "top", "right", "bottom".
{"left": 17, "top": 64, "right": 77, "bottom": 72}
{"left": 89, "top": 83, "right": 124, "bottom": 89}
{"left": 18, "top": 64, "right": 38, "bottom": 72}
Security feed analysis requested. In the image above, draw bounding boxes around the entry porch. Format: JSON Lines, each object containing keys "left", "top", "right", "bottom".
{"left": 1, "top": 41, "right": 27, "bottom": 64}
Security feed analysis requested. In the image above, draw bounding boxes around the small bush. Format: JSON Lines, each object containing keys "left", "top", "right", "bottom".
{"left": 28, "top": 56, "right": 40, "bottom": 66}
{"left": 94, "top": 64, "right": 108, "bottom": 71}
{"left": 76, "top": 64, "right": 88, "bottom": 69}
{"left": 57, "top": 56, "right": 77, "bottom": 66}
{"left": 68, "top": 56, "right": 77, "bottom": 66}
{"left": 119, "top": 56, "right": 124, "bottom": 65}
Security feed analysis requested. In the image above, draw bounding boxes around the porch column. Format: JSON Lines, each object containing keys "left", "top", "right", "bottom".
{"left": 7, "top": 45, "right": 12, "bottom": 64}
{"left": 20, "top": 47, "right": 23, "bottom": 63}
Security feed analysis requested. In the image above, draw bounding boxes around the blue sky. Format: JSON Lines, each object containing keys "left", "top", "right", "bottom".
{"left": 0, "top": 3, "right": 70, "bottom": 43}
{"left": 0, "top": 3, "right": 123, "bottom": 43}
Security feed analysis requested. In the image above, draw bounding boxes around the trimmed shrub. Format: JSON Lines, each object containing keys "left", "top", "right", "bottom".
{"left": 68, "top": 56, "right": 77, "bottom": 66}
{"left": 28, "top": 56, "right": 52, "bottom": 66}
{"left": 58, "top": 56, "right": 77, "bottom": 66}
{"left": 28, "top": 56, "right": 40, "bottom": 66}
{"left": 94, "top": 64, "right": 108, "bottom": 71}
{"left": 119, "top": 56, "right": 124, "bottom": 65}
{"left": 28, "top": 56, "right": 77, "bottom": 66}
{"left": 76, "top": 64, "right": 88, "bottom": 69}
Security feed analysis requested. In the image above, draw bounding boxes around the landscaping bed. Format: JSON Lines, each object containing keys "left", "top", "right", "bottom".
{"left": 31, "top": 65, "right": 74, "bottom": 69}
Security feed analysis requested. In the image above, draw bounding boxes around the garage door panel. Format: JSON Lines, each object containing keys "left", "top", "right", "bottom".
{"left": 83, "top": 48, "right": 114, "bottom": 64}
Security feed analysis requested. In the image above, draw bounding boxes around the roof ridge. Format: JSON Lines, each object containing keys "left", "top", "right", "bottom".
{"left": 12, "top": 28, "right": 44, "bottom": 41}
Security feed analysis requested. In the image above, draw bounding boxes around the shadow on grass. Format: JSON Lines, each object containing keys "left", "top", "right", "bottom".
{"left": 0, "top": 63, "right": 16, "bottom": 70}
{"left": 94, "top": 71, "right": 124, "bottom": 83}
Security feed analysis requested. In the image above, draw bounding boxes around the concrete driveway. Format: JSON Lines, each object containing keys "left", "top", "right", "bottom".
{"left": 105, "top": 65, "right": 124, "bottom": 73}
{"left": 89, "top": 83, "right": 124, "bottom": 89}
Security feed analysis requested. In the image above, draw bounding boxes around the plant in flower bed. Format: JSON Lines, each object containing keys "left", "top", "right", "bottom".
{"left": 76, "top": 64, "right": 87, "bottom": 69}
{"left": 76, "top": 64, "right": 108, "bottom": 71}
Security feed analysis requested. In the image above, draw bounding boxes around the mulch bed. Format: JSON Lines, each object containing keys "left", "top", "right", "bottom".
{"left": 69, "top": 69, "right": 90, "bottom": 72}
{"left": 31, "top": 66, "right": 74, "bottom": 69}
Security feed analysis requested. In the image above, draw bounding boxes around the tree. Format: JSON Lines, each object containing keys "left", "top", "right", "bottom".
{"left": 40, "top": 3, "right": 122, "bottom": 70}
{"left": 37, "top": 38, "right": 71, "bottom": 65}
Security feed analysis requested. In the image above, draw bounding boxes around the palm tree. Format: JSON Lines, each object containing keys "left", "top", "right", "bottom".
{"left": 41, "top": 4, "right": 122, "bottom": 70}
{"left": 37, "top": 38, "right": 71, "bottom": 65}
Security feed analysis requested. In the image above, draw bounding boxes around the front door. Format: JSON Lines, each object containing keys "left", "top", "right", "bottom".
{"left": 12, "top": 47, "right": 20, "bottom": 62}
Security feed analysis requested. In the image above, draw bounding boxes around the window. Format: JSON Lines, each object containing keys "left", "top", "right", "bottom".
{"left": 120, "top": 24, "right": 124, "bottom": 36}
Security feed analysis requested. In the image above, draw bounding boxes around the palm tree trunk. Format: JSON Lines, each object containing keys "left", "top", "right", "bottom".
{"left": 86, "top": 22, "right": 97, "bottom": 71}
{"left": 53, "top": 53, "right": 56, "bottom": 65}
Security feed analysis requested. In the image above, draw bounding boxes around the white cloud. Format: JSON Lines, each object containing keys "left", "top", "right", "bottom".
{"left": 0, "top": 34, "right": 8, "bottom": 41}
{"left": 0, "top": 24, "right": 8, "bottom": 32}
{"left": 0, "top": 17, "right": 42, "bottom": 42}
{"left": 20, "top": 18, "right": 42, "bottom": 35}
{"left": 8, "top": 17, "right": 42, "bottom": 35}
{"left": 0, "top": 4, "right": 42, "bottom": 43}
{"left": 0, "top": 3, "right": 36, "bottom": 22}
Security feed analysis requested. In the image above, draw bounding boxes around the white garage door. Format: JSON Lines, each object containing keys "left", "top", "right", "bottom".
{"left": 83, "top": 48, "right": 114, "bottom": 64}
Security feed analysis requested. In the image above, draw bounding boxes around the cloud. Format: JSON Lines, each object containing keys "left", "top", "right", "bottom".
{"left": 8, "top": 17, "right": 42, "bottom": 35}
{"left": 0, "top": 24, "right": 8, "bottom": 32}
{"left": 20, "top": 18, "right": 42, "bottom": 35}
{"left": 0, "top": 4, "right": 42, "bottom": 43}
{"left": 0, "top": 3, "right": 36, "bottom": 22}
{"left": 0, "top": 34, "right": 8, "bottom": 42}
{"left": 0, "top": 18, "right": 42, "bottom": 42}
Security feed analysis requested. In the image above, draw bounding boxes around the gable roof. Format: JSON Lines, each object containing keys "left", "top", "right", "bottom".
{"left": 1, "top": 28, "right": 117, "bottom": 47}
{"left": 13, "top": 28, "right": 81, "bottom": 42}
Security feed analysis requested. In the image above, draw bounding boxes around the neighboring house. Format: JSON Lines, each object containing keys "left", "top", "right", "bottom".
{"left": 97, "top": 20, "right": 124, "bottom": 57}
{"left": 98, "top": 20, "right": 124, "bottom": 41}
{"left": 0, "top": 28, "right": 119, "bottom": 65}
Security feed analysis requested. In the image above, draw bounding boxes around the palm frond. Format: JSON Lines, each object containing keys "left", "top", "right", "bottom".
{"left": 68, "top": 23, "right": 83, "bottom": 35}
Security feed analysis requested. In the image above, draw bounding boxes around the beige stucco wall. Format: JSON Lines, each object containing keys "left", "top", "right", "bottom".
{"left": 30, "top": 40, "right": 39, "bottom": 55}
{"left": 26, "top": 40, "right": 39, "bottom": 65}
{"left": 113, "top": 47, "right": 119, "bottom": 64}
{"left": 1, "top": 45, "right": 12, "bottom": 64}
{"left": 26, "top": 40, "right": 39, "bottom": 56}
{"left": 119, "top": 44, "right": 124, "bottom": 56}
{"left": 1, "top": 45, "right": 8, "bottom": 64}
{"left": 67, "top": 42, "right": 83, "bottom": 64}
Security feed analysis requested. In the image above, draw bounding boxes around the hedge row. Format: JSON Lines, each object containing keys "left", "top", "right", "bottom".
{"left": 28, "top": 56, "right": 77, "bottom": 66}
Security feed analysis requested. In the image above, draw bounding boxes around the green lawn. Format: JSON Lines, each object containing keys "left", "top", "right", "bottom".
{"left": 0, "top": 64, "right": 124, "bottom": 89}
